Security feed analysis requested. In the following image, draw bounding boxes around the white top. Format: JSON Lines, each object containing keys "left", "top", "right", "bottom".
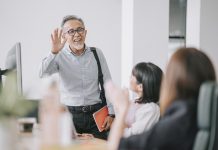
{"left": 123, "top": 102, "right": 160, "bottom": 137}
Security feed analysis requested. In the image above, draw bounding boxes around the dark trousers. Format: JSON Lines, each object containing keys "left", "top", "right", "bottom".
{"left": 68, "top": 103, "right": 108, "bottom": 140}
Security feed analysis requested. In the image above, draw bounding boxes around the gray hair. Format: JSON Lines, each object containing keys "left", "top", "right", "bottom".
{"left": 61, "top": 15, "right": 85, "bottom": 27}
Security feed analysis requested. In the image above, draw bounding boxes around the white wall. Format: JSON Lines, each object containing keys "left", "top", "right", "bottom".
{"left": 134, "top": 0, "right": 169, "bottom": 70}
{"left": 0, "top": 0, "right": 170, "bottom": 99}
{"left": 200, "top": 0, "right": 218, "bottom": 76}
{"left": 186, "top": 0, "right": 201, "bottom": 47}
{"left": 0, "top": 0, "right": 121, "bottom": 99}
{"left": 121, "top": 0, "right": 134, "bottom": 87}
{"left": 186, "top": 0, "right": 218, "bottom": 76}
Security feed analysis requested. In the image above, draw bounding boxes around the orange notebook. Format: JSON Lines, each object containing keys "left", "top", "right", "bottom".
{"left": 93, "top": 106, "right": 108, "bottom": 132}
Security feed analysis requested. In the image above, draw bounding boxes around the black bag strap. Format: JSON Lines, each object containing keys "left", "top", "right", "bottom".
{"left": 90, "top": 47, "right": 107, "bottom": 106}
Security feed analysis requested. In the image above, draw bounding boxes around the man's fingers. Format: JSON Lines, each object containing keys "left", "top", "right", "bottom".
{"left": 105, "top": 122, "right": 111, "bottom": 130}
{"left": 50, "top": 28, "right": 66, "bottom": 54}
{"left": 104, "top": 116, "right": 114, "bottom": 131}
{"left": 101, "top": 119, "right": 107, "bottom": 129}
{"left": 58, "top": 29, "right": 63, "bottom": 40}
{"left": 53, "top": 28, "right": 58, "bottom": 38}
{"left": 51, "top": 34, "right": 54, "bottom": 43}
{"left": 52, "top": 28, "right": 60, "bottom": 40}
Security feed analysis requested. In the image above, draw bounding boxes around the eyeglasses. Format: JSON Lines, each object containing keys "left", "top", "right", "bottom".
{"left": 66, "top": 27, "right": 85, "bottom": 36}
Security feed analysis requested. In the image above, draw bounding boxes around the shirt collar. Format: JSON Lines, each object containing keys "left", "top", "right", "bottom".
{"left": 65, "top": 44, "right": 90, "bottom": 56}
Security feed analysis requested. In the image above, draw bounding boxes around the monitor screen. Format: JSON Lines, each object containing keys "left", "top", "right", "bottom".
{"left": 4, "top": 42, "right": 23, "bottom": 95}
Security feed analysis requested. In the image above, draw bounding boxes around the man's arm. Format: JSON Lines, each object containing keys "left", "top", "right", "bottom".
{"left": 39, "top": 53, "right": 59, "bottom": 77}
{"left": 39, "top": 28, "right": 67, "bottom": 78}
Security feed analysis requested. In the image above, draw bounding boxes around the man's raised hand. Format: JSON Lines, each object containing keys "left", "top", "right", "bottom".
{"left": 51, "top": 28, "right": 67, "bottom": 54}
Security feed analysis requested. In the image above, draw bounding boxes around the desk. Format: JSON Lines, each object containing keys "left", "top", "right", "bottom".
{"left": 17, "top": 126, "right": 107, "bottom": 150}
{"left": 40, "top": 139, "right": 106, "bottom": 150}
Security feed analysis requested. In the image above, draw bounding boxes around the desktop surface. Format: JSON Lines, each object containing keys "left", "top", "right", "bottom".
{"left": 18, "top": 123, "right": 107, "bottom": 150}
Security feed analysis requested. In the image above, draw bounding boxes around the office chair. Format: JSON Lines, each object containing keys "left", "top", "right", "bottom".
{"left": 193, "top": 81, "right": 218, "bottom": 150}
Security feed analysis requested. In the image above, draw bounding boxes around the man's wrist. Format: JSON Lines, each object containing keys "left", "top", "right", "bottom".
{"left": 51, "top": 51, "right": 59, "bottom": 54}
{"left": 108, "top": 114, "right": 115, "bottom": 118}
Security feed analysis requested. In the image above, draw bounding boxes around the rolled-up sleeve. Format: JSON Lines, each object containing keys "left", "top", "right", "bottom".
{"left": 39, "top": 52, "right": 59, "bottom": 78}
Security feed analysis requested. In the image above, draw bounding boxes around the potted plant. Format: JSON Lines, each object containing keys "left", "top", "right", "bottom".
{"left": 0, "top": 72, "right": 36, "bottom": 150}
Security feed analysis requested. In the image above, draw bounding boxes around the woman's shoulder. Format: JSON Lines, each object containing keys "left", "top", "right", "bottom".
{"left": 135, "top": 103, "right": 160, "bottom": 117}
{"left": 162, "top": 99, "right": 197, "bottom": 123}
{"left": 139, "top": 102, "right": 159, "bottom": 111}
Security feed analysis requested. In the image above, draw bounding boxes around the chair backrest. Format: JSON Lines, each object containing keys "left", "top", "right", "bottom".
{"left": 211, "top": 83, "right": 218, "bottom": 150}
{"left": 193, "top": 81, "right": 218, "bottom": 150}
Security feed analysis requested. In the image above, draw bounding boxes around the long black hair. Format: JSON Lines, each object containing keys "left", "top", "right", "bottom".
{"left": 132, "top": 62, "right": 163, "bottom": 104}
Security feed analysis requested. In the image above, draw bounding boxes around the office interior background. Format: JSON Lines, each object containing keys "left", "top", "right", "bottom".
{"left": 0, "top": 0, "right": 217, "bottom": 100}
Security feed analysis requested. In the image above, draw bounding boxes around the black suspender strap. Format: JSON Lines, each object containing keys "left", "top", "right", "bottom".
{"left": 90, "top": 47, "right": 107, "bottom": 106}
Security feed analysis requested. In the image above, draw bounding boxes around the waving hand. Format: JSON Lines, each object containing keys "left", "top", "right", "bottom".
{"left": 51, "top": 28, "right": 67, "bottom": 54}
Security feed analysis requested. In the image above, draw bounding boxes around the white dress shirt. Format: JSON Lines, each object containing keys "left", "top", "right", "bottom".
{"left": 39, "top": 45, "right": 114, "bottom": 114}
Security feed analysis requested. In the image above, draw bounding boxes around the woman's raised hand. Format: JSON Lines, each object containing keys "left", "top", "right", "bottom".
{"left": 105, "top": 80, "right": 130, "bottom": 115}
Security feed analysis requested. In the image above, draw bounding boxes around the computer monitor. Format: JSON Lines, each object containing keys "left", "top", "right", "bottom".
{"left": 0, "top": 42, "right": 23, "bottom": 95}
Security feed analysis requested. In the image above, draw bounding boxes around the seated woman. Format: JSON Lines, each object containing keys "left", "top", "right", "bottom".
{"left": 124, "top": 62, "right": 162, "bottom": 137}
{"left": 106, "top": 47, "right": 216, "bottom": 150}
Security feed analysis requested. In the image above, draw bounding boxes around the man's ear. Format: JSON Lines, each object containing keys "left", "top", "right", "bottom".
{"left": 84, "top": 30, "right": 87, "bottom": 37}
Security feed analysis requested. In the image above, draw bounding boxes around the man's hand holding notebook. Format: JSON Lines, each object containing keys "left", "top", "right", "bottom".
{"left": 93, "top": 106, "right": 109, "bottom": 132}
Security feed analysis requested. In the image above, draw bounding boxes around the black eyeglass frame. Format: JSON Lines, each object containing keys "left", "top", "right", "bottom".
{"left": 65, "top": 27, "right": 85, "bottom": 36}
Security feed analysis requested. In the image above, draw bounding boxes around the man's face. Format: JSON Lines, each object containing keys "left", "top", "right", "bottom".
{"left": 63, "top": 20, "right": 87, "bottom": 51}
